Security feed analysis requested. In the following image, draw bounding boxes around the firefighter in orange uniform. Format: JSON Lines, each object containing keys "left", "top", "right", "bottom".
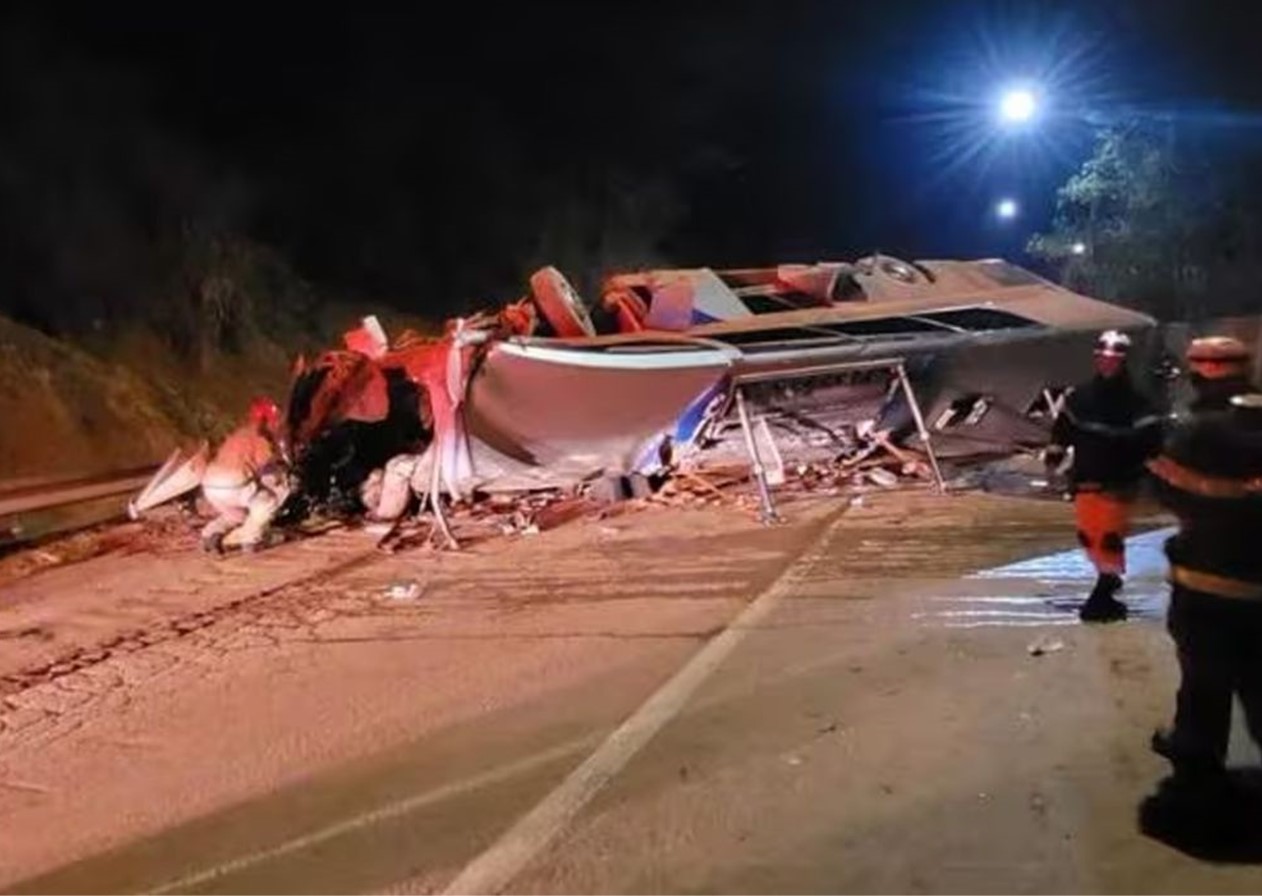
{"left": 1145, "top": 337, "right": 1261, "bottom": 769}
{"left": 1044, "top": 330, "right": 1163, "bottom": 622}
{"left": 200, "top": 396, "right": 291, "bottom": 553}
{"left": 1142, "top": 363, "right": 1262, "bottom": 849}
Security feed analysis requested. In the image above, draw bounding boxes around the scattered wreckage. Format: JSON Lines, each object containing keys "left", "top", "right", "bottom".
{"left": 131, "top": 255, "right": 1158, "bottom": 542}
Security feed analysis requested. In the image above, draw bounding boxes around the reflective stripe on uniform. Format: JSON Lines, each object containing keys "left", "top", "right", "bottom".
{"left": 1171, "top": 565, "right": 1262, "bottom": 600}
{"left": 1147, "top": 455, "right": 1262, "bottom": 499}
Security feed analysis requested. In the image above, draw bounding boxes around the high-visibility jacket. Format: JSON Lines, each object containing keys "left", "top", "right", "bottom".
{"left": 1148, "top": 405, "right": 1262, "bottom": 593}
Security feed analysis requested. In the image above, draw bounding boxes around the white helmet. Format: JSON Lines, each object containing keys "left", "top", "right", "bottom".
{"left": 1095, "top": 330, "right": 1131, "bottom": 357}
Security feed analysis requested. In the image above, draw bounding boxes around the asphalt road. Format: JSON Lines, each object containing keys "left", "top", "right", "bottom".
{"left": 1, "top": 488, "right": 1259, "bottom": 894}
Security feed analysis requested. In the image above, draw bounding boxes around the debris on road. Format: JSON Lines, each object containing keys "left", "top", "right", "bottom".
{"left": 386, "top": 581, "right": 424, "bottom": 601}
{"left": 1027, "top": 635, "right": 1067, "bottom": 657}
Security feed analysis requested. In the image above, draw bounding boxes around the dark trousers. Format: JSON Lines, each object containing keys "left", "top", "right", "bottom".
{"left": 1166, "top": 585, "right": 1262, "bottom": 772}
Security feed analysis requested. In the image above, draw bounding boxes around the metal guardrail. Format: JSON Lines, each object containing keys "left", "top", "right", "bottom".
{"left": 0, "top": 465, "right": 160, "bottom": 519}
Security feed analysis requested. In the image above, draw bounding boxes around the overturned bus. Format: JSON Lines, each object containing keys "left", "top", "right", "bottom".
{"left": 133, "top": 255, "right": 1158, "bottom": 525}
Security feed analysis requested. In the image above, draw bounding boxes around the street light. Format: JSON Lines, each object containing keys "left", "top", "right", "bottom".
{"left": 1070, "top": 241, "right": 1087, "bottom": 255}
{"left": 996, "top": 198, "right": 1019, "bottom": 220}
{"left": 998, "top": 86, "right": 1038, "bottom": 125}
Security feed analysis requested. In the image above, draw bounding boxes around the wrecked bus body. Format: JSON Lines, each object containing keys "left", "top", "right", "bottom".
{"left": 133, "top": 254, "right": 1157, "bottom": 527}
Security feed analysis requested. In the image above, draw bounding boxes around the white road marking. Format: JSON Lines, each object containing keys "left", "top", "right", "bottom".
{"left": 441, "top": 510, "right": 848, "bottom": 896}
{"left": 147, "top": 737, "right": 597, "bottom": 895}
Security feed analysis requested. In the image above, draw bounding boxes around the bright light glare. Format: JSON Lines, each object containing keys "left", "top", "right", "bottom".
{"left": 1070, "top": 241, "right": 1087, "bottom": 255}
{"left": 998, "top": 87, "right": 1037, "bottom": 124}
{"left": 996, "top": 198, "right": 1019, "bottom": 219}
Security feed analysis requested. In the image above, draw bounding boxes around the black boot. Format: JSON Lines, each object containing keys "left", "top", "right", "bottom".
{"left": 1080, "top": 573, "right": 1127, "bottom": 622}
{"left": 1150, "top": 728, "right": 1229, "bottom": 779}
{"left": 1139, "top": 769, "right": 1253, "bottom": 859}
{"left": 1151, "top": 727, "right": 1176, "bottom": 761}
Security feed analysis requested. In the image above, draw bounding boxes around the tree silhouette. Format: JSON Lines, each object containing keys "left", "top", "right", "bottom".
{"left": 1029, "top": 123, "right": 1262, "bottom": 321}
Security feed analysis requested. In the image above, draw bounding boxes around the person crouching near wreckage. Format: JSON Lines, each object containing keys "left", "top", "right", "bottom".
{"left": 1044, "top": 330, "right": 1163, "bottom": 623}
{"left": 200, "top": 396, "right": 291, "bottom": 554}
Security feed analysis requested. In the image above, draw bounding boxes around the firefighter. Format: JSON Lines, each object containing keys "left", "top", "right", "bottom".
{"left": 1044, "top": 330, "right": 1163, "bottom": 622}
{"left": 200, "top": 396, "right": 291, "bottom": 553}
{"left": 1142, "top": 386, "right": 1262, "bottom": 849}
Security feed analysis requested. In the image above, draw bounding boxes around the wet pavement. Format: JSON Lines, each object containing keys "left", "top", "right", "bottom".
{"left": 923, "top": 526, "right": 1175, "bottom": 627}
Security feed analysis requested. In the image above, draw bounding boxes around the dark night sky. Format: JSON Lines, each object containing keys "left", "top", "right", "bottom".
{"left": 4, "top": 0, "right": 1262, "bottom": 316}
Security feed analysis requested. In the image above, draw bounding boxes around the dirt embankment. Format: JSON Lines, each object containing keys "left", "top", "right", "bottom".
{"left": 0, "top": 316, "right": 208, "bottom": 478}
{"left": 0, "top": 305, "right": 433, "bottom": 481}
